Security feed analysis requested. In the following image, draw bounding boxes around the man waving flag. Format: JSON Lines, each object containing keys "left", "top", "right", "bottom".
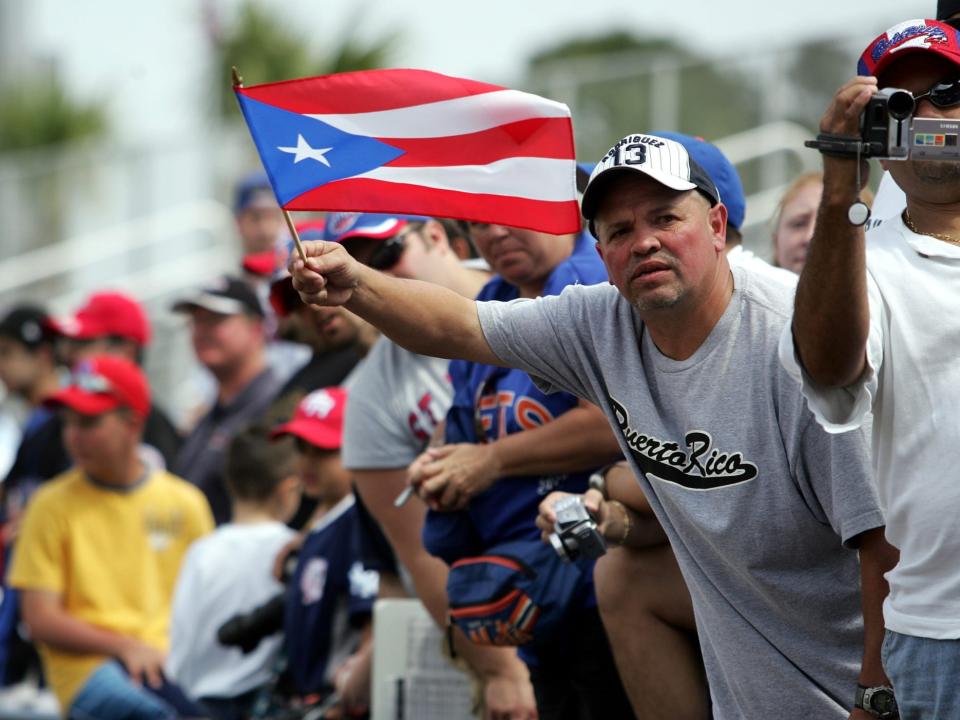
{"left": 234, "top": 68, "right": 581, "bottom": 235}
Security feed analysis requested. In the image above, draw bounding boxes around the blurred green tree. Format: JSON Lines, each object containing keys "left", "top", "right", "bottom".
{"left": 213, "top": 1, "right": 401, "bottom": 119}
{"left": 786, "top": 38, "right": 858, "bottom": 131}
{"left": 0, "top": 77, "right": 106, "bottom": 152}
{"left": 525, "top": 32, "right": 761, "bottom": 162}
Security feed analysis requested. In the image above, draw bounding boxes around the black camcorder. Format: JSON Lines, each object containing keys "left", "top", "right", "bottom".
{"left": 806, "top": 87, "right": 960, "bottom": 160}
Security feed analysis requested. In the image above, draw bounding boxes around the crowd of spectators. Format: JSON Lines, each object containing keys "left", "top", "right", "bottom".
{"left": 0, "top": 9, "right": 959, "bottom": 720}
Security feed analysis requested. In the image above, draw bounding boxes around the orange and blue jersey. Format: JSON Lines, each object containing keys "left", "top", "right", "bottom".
{"left": 424, "top": 231, "right": 608, "bottom": 555}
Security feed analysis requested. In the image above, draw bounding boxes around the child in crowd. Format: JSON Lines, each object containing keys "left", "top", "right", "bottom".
{"left": 270, "top": 387, "right": 379, "bottom": 717}
{"left": 166, "top": 425, "right": 300, "bottom": 720}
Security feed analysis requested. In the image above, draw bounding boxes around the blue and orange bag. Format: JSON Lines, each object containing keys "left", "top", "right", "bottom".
{"left": 445, "top": 539, "right": 585, "bottom": 649}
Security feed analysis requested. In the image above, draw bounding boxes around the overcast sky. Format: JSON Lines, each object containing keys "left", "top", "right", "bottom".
{"left": 21, "top": 0, "right": 935, "bottom": 141}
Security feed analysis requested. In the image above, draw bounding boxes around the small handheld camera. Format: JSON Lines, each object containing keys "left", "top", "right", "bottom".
{"left": 860, "top": 88, "right": 915, "bottom": 159}
{"left": 548, "top": 495, "right": 607, "bottom": 563}
{"left": 806, "top": 87, "right": 960, "bottom": 161}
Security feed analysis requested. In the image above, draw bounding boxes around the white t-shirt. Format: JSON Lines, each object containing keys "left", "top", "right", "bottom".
{"left": 726, "top": 244, "right": 798, "bottom": 285}
{"left": 867, "top": 171, "right": 907, "bottom": 229}
{"left": 166, "top": 521, "right": 296, "bottom": 700}
{"left": 780, "top": 216, "right": 960, "bottom": 639}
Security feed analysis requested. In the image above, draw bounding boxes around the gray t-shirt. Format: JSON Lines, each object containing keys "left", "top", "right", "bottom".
{"left": 477, "top": 265, "right": 883, "bottom": 719}
{"left": 342, "top": 336, "right": 452, "bottom": 470}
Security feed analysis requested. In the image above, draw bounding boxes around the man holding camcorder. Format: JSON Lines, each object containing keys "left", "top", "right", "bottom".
{"left": 785, "top": 17, "right": 960, "bottom": 720}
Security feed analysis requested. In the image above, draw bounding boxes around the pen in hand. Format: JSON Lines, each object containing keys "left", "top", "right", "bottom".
{"left": 393, "top": 484, "right": 416, "bottom": 507}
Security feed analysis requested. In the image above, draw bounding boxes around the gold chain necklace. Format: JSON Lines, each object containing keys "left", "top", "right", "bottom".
{"left": 902, "top": 211, "right": 960, "bottom": 246}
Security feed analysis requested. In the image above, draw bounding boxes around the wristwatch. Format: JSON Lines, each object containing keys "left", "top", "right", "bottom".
{"left": 588, "top": 464, "right": 616, "bottom": 500}
{"left": 854, "top": 684, "right": 899, "bottom": 719}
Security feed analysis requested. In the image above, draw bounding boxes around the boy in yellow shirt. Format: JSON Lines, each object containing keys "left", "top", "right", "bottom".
{"left": 9, "top": 355, "right": 213, "bottom": 719}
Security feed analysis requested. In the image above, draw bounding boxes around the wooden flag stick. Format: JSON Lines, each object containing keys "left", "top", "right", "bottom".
{"left": 232, "top": 66, "right": 307, "bottom": 264}
{"left": 282, "top": 209, "right": 309, "bottom": 264}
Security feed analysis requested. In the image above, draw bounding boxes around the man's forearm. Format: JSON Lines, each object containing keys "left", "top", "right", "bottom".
{"left": 23, "top": 594, "right": 132, "bottom": 658}
{"left": 792, "top": 157, "right": 871, "bottom": 388}
{"left": 856, "top": 527, "right": 898, "bottom": 685}
{"left": 490, "top": 404, "right": 622, "bottom": 478}
{"left": 346, "top": 267, "right": 500, "bottom": 365}
{"left": 605, "top": 463, "right": 669, "bottom": 547}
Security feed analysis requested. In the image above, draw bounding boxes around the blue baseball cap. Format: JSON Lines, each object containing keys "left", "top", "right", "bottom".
{"left": 650, "top": 132, "right": 745, "bottom": 230}
{"left": 322, "top": 212, "right": 429, "bottom": 244}
{"left": 233, "top": 171, "right": 277, "bottom": 214}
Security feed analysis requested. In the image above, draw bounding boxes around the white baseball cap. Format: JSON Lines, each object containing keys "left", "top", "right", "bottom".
{"left": 581, "top": 133, "right": 721, "bottom": 235}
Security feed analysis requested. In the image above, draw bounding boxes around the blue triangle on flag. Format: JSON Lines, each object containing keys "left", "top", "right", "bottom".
{"left": 237, "top": 95, "right": 405, "bottom": 206}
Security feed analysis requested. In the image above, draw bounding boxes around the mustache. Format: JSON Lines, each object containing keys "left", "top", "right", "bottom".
{"left": 627, "top": 253, "right": 677, "bottom": 278}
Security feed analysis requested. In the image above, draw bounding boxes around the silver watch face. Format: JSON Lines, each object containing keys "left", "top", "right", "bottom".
{"left": 864, "top": 686, "right": 898, "bottom": 717}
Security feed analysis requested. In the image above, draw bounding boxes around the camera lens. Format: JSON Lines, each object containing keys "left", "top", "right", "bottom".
{"left": 887, "top": 90, "right": 915, "bottom": 121}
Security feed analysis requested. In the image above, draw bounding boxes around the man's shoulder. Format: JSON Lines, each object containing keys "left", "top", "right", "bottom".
{"left": 552, "top": 281, "right": 621, "bottom": 306}
{"left": 733, "top": 264, "right": 796, "bottom": 326}
{"left": 360, "top": 335, "right": 431, "bottom": 373}
{"left": 186, "top": 522, "right": 292, "bottom": 562}
{"left": 865, "top": 215, "right": 906, "bottom": 249}
{"left": 26, "top": 468, "right": 87, "bottom": 508}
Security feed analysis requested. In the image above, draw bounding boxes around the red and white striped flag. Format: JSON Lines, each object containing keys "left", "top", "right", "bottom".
{"left": 235, "top": 68, "right": 581, "bottom": 234}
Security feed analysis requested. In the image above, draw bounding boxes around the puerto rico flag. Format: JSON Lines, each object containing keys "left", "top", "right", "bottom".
{"left": 234, "top": 69, "right": 581, "bottom": 235}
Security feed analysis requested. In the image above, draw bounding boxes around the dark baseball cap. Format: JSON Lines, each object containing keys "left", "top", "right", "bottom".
{"left": 172, "top": 275, "right": 265, "bottom": 318}
{"left": 0, "top": 305, "right": 54, "bottom": 349}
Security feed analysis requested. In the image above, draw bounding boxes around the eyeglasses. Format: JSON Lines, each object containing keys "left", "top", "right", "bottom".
{"left": 913, "top": 76, "right": 960, "bottom": 109}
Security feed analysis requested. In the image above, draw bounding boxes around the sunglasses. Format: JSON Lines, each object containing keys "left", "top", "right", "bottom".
{"left": 365, "top": 225, "right": 421, "bottom": 271}
{"left": 913, "top": 76, "right": 960, "bottom": 109}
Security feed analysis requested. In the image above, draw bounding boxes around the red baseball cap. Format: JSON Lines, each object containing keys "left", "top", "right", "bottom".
{"left": 45, "top": 355, "right": 151, "bottom": 419}
{"left": 859, "top": 19, "right": 960, "bottom": 77}
{"left": 270, "top": 387, "right": 347, "bottom": 450}
{"left": 51, "top": 292, "right": 151, "bottom": 346}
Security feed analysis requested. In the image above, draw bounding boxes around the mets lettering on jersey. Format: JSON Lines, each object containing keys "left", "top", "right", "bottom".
{"left": 234, "top": 68, "right": 580, "bottom": 234}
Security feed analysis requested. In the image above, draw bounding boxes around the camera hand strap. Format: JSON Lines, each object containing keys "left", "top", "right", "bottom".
{"left": 804, "top": 134, "right": 872, "bottom": 226}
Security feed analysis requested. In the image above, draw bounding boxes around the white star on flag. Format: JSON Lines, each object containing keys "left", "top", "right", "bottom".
{"left": 278, "top": 134, "right": 333, "bottom": 166}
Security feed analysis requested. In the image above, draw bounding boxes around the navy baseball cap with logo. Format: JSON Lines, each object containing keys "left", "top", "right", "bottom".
{"left": 233, "top": 171, "right": 277, "bottom": 214}
{"left": 651, "top": 132, "right": 745, "bottom": 231}
{"left": 581, "top": 133, "right": 721, "bottom": 237}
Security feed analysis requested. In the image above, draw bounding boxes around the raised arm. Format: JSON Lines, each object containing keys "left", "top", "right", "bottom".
{"left": 290, "top": 241, "right": 502, "bottom": 366}
{"left": 792, "top": 76, "right": 876, "bottom": 388}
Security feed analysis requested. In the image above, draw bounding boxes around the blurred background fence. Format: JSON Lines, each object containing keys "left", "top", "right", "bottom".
{"left": 0, "top": 0, "right": 877, "bottom": 428}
